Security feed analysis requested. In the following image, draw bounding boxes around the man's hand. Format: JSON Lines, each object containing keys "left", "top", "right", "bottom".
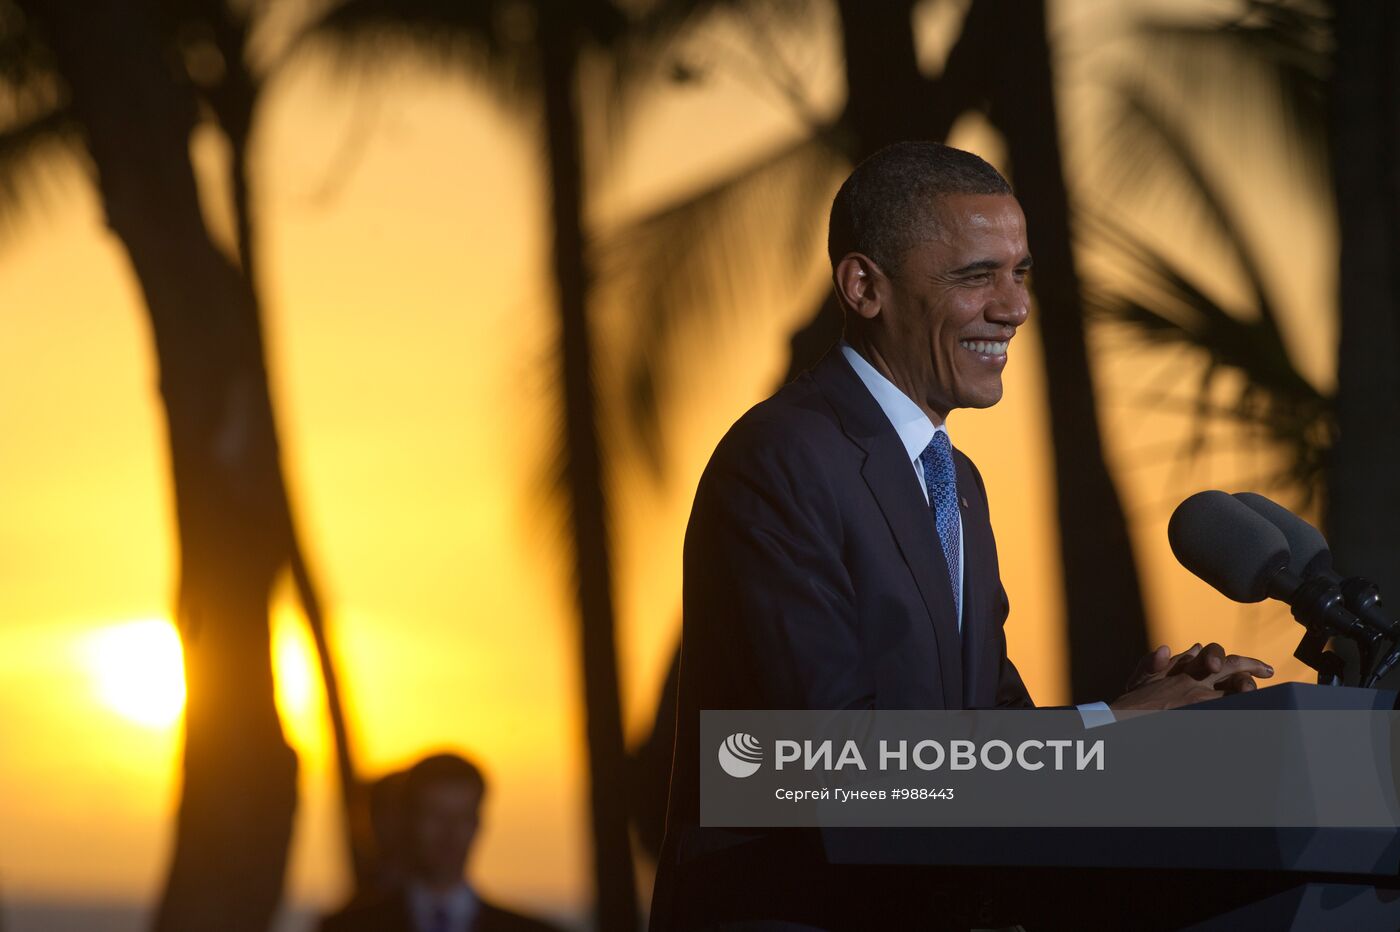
{"left": 1110, "top": 642, "right": 1275, "bottom": 712}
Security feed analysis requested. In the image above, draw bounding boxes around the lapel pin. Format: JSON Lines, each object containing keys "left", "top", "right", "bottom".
{"left": 960, "top": 496, "right": 969, "bottom": 509}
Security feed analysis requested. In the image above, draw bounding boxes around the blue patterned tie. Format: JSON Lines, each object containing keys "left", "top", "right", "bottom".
{"left": 921, "top": 431, "right": 961, "bottom": 622}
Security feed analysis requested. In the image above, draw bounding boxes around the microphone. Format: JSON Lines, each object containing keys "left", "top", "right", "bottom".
{"left": 1232, "top": 492, "right": 1334, "bottom": 580}
{"left": 1232, "top": 492, "right": 1399, "bottom": 639}
{"left": 1168, "top": 490, "right": 1288, "bottom": 603}
{"left": 1168, "top": 491, "right": 1369, "bottom": 638}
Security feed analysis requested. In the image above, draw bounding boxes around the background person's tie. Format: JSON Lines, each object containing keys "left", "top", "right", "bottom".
{"left": 921, "top": 431, "right": 961, "bottom": 623}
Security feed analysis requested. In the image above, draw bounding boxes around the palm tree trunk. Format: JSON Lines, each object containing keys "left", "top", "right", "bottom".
{"left": 211, "top": 47, "right": 373, "bottom": 891}
{"left": 539, "top": 12, "right": 638, "bottom": 931}
{"left": 182, "top": 0, "right": 370, "bottom": 883}
{"left": 784, "top": 0, "right": 997, "bottom": 380}
{"left": 777, "top": 0, "right": 995, "bottom": 381}
{"left": 30, "top": 3, "right": 298, "bottom": 928}
{"left": 836, "top": 0, "right": 994, "bottom": 158}
{"left": 836, "top": 0, "right": 922, "bottom": 152}
{"left": 1327, "top": 1, "right": 1400, "bottom": 628}
{"left": 986, "top": 0, "right": 1150, "bottom": 703}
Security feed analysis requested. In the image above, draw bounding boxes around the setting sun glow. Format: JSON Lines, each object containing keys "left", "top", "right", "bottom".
{"left": 84, "top": 619, "right": 187, "bottom": 728}
{"left": 0, "top": 2, "right": 1330, "bottom": 920}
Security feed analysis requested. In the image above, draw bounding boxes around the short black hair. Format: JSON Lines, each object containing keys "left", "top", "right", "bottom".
{"left": 827, "top": 141, "right": 1012, "bottom": 276}
{"left": 402, "top": 753, "right": 486, "bottom": 811}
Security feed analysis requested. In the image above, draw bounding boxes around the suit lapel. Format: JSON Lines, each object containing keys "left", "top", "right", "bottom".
{"left": 810, "top": 350, "right": 963, "bottom": 708}
{"left": 955, "top": 453, "right": 989, "bottom": 707}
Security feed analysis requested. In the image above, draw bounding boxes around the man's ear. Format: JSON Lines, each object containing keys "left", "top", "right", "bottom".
{"left": 833, "top": 253, "right": 885, "bottom": 322}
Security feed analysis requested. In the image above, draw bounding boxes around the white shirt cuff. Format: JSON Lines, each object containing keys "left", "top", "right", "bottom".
{"left": 1076, "top": 701, "right": 1115, "bottom": 729}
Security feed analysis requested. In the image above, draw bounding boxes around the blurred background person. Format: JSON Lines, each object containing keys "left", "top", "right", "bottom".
{"left": 320, "top": 754, "right": 560, "bottom": 932}
{"left": 4, "top": 0, "right": 1397, "bottom": 928}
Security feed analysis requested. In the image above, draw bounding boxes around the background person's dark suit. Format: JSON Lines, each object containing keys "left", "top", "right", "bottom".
{"left": 319, "top": 887, "right": 562, "bottom": 932}
{"left": 649, "top": 348, "right": 1035, "bottom": 931}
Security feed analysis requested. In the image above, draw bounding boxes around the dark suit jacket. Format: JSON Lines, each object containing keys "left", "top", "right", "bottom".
{"left": 649, "top": 348, "right": 1035, "bottom": 931}
{"left": 319, "top": 888, "right": 562, "bottom": 932}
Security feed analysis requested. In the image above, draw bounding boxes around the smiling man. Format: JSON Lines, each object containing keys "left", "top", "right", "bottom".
{"left": 647, "top": 142, "right": 1272, "bottom": 931}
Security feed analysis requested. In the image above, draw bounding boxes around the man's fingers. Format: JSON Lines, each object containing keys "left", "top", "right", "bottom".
{"left": 1173, "top": 643, "right": 1235, "bottom": 680}
{"left": 1125, "top": 644, "right": 1173, "bottom": 690}
{"left": 1166, "top": 646, "right": 1195, "bottom": 674}
{"left": 1129, "top": 642, "right": 1274, "bottom": 698}
{"left": 1198, "top": 642, "right": 1227, "bottom": 675}
{"left": 1167, "top": 643, "right": 1205, "bottom": 676}
{"left": 1213, "top": 671, "right": 1258, "bottom": 694}
{"left": 1140, "top": 644, "right": 1172, "bottom": 680}
{"left": 1214, "top": 655, "right": 1274, "bottom": 679}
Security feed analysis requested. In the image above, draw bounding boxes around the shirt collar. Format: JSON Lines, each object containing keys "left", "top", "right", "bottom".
{"left": 840, "top": 341, "right": 944, "bottom": 464}
{"left": 407, "top": 880, "right": 478, "bottom": 929}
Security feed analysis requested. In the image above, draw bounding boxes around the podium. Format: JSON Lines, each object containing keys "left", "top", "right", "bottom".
{"left": 821, "top": 684, "right": 1400, "bottom": 930}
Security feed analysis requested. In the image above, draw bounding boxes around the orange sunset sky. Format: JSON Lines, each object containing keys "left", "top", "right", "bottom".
{"left": 0, "top": 0, "right": 1336, "bottom": 927}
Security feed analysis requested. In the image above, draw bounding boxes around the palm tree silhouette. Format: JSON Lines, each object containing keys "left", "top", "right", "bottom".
{"left": 297, "top": 0, "right": 677, "bottom": 926}
{"left": 171, "top": 0, "right": 374, "bottom": 889}
{"left": 1088, "top": 0, "right": 1400, "bottom": 666}
{"left": 1323, "top": 2, "right": 1400, "bottom": 615}
{"left": 5, "top": 0, "right": 375, "bottom": 904}
{"left": 611, "top": 0, "right": 1148, "bottom": 747}
{"left": 617, "top": 1, "right": 1156, "bottom": 858}
{"left": 12, "top": 2, "right": 299, "bottom": 929}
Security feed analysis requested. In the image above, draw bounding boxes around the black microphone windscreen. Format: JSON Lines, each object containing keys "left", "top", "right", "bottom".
{"left": 1232, "top": 491, "right": 1335, "bottom": 579}
{"left": 1168, "top": 490, "right": 1290, "bottom": 603}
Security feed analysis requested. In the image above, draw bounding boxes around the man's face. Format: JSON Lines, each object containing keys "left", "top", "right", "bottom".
{"left": 874, "top": 193, "right": 1031, "bottom": 419}
{"left": 406, "top": 779, "right": 481, "bottom": 886}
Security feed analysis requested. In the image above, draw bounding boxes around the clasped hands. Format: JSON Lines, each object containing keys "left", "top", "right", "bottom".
{"left": 1108, "top": 642, "right": 1275, "bottom": 712}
